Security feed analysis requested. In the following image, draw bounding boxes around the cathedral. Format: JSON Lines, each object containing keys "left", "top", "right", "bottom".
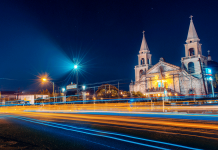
{"left": 129, "top": 16, "right": 213, "bottom": 97}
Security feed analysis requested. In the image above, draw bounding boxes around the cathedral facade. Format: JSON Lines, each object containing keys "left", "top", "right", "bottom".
{"left": 130, "top": 16, "right": 210, "bottom": 96}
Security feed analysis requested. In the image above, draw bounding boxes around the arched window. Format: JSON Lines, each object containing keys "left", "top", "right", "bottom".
{"left": 189, "top": 89, "right": 195, "bottom": 95}
{"left": 188, "top": 62, "right": 195, "bottom": 73}
{"left": 139, "top": 70, "right": 143, "bottom": 78}
{"left": 147, "top": 58, "right": 150, "bottom": 64}
{"left": 189, "top": 48, "right": 195, "bottom": 56}
{"left": 141, "top": 58, "right": 145, "bottom": 65}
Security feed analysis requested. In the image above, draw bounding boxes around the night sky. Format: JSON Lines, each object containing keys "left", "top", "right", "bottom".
{"left": 0, "top": 0, "right": 218, "bottom": 92}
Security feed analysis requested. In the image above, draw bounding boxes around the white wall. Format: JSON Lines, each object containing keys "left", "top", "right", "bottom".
{"left": 18, "top": 95, "right": 34, "bottom": 104}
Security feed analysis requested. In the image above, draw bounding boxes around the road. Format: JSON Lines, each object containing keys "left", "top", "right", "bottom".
{"left": 1, "top": 109, "right": 218, "bottom": 149}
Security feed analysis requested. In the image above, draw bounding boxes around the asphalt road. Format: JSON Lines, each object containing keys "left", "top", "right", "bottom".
{"left": 1, "top": 111, "right": 218, "bottom": 150}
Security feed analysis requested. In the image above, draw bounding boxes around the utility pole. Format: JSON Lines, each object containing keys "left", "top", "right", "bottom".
{"left": 118, "top": 82, "right": 119, "bottom": 98}
{"left": 53, "top": 82, "right": 54, "bottom": 103}
{"left": 173, "top": 74, "right": 175, "bottom": 91}
{"left": 105, "top": 85, "right": 106, "bottom": 97}
{"left": 73, "top": 58, "right": 79, "bottom": 99}
{"left": 94, "top": 86, "right": 95, "bottom": 97}
{"left": 76, "top": 69, "right": 79, "bottom": 99}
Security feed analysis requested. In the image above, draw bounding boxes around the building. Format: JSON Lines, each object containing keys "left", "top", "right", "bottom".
{"left": 0, "top": 91, "right": 49, "bottom": 105}
{"left": 130, "top": 16, "right": 214, "bottom": 97}
{"left": 0, "top": 91, "right": 17, "bottom": 101}
{"left": 18, "top": 94, "right": 49, "bottom": 104}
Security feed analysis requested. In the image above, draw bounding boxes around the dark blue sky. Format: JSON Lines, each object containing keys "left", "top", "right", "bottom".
{"left": 0, "top": 0, "right": 218, "bottom": 92}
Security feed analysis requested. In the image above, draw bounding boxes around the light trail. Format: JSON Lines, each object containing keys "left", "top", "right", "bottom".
{"left": 10, "top": 115, "right": 169, "bottom": 150}
{"left": 24, "top": 112, "right": 218, "bottom": 131}
{"left": 3, "top": 102, "right": 218, "bottom": 114}
{"left": 1, "top": 101, "right": 218, "bottom": 148}
{"left": 9, "top": 115, "right": 201, "bottom": 150}
{"left": 3, "top": 110, "right": 218, "bottom": 141}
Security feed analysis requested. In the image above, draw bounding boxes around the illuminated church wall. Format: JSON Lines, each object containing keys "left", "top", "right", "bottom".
{"left": 129, "top": 17, "right": 209, "bottom": 96}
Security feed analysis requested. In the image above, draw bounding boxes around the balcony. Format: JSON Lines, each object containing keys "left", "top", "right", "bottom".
{"left": 135, "top": 64, "right": 152, "bottom": 68}
{"left": 181, "top": 55, "right": 198, "bottom": 60}
{"left": 146, "top": 87, "right": 175, "bottom": 93}
{"left": 181, "top": 55, "right": 207, "bottom": 61}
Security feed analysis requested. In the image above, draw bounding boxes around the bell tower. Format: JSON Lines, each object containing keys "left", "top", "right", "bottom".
{"left": 182, "top": 16, "right": 207, "bottom": 75}
{"left": 135, "top": 31, "right": 152, "bottom": 81}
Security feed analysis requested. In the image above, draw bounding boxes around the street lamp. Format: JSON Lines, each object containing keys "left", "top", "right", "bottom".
{"left": 208, "top": 76, "right": 214, "bottom": 97}
{"left": 73, "top": 64, "right": 79, "bottom": 98}
{"left": 206, "top": 68, "right": 214, "bottom": 97}
{"left": 41, "top": 77, "right": 55, "bottom": 103}
{"left": 162, "top": 88, "right": 167, "bottom": 112}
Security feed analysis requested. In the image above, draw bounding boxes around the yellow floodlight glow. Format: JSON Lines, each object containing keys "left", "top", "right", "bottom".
{"left": 42, "top": 78, "right": 47, "bottom": 82}
{"left": 38, "top": 73, "right": 51, "bottom": 84}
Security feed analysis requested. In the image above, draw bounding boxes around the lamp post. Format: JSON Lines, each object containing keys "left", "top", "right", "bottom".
{"left": 209, "top": 77, "right": 214, "bottom": 98}
{"left": 206, "top": 68, "right": 214, "bottom": 98}
{"left": 62, "top": 87, "right": 66, "bottom": 103}
{"left": 42, "top": 78, "right": 55, "bottom": 103}
{"left": 82, "top": 85, "right": 86, "bottom": 104}
{"left": 163, "top": 88, "right": 167, "bottom": 112}
{"left": 74, "top": 64, "right": 79, "bottom": 99}
{"left": 211, "top": 78, "right": 214, "bottom": 98}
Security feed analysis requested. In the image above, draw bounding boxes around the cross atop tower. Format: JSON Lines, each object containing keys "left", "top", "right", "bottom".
{"left": 186, "top": 15, "right": 199, "bottom": 43}
{"left": 140, "top": 31, "right": 149, "bottom": 51}
{"left": 207, "top": 50, "right": 212, "bottom": 60}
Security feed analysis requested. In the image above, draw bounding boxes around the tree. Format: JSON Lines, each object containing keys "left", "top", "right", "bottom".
{"left": 131, "top": 91, "right": 136, "bottom": 97}
{"left": 38, "top": 90, "right": 42, "bottom": 94}
{"left": 136, "top": 91, "right": 143, "bottom": 97}
{"left": 44, "top": 89, "right": 50, "bottom": 95}
{"left": 111, "top": 89, "right": 118, "bottom": 98}
{"left": 66, "top": 96, "right": 77, "bottom": 101}
{"left": 97, "top": 89, "right": 106, "bottom": 97}
{"left": 131, "top": 91, "right": 143, "bottom": 97}
{"left": 96, "top": 84, "right": 119, "bottom": 98}
{"left": 123, "top": 91, "right": 130, "bottom": 97}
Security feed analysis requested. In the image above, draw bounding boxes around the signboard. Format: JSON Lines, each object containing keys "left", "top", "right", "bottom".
{"left": 205, "top": 68, "right": 212, "bottom": 75}
{"left": 66, "top": 84, "right": 77, "bottom": 90}
{"left": 205, "top": 68, "right": 213, "bottom": 81}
